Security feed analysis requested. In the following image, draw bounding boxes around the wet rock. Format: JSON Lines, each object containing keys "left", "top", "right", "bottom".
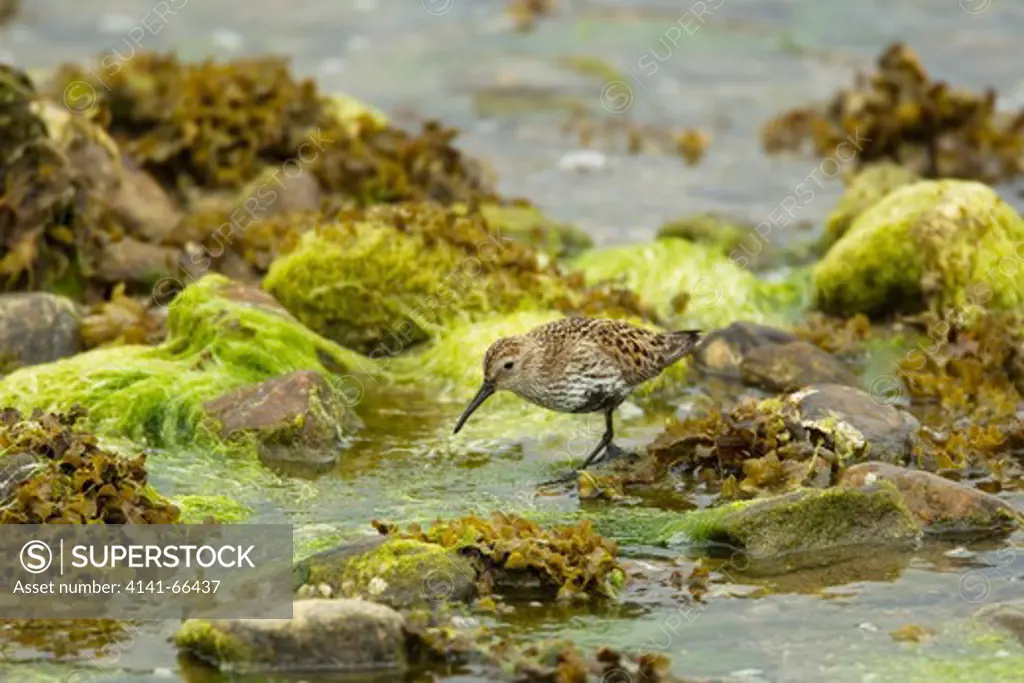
{"left": 63, "top": 132, "right": 183, "bottom": 244}
{"left": 693, "top": 321, "right": 798, "bottom": 377}
{"left": 174, "top": 599, "right": 407, "bottom": 673}
{"left": 666, "top": 484, "right": 920, "bottom": 559}
{"left": 97, "top": 237, "right": 181, "bottom": 285}
{"left": 293, "top": 536, "right": 478, "bottom": 609}
{"left": 975, "top": 600, "right": 1024, "bottom": 646}
{"left": 203, "top": 370, "right": 362, "bottom": 468}
{"left": 839, "top": 462, "right": 1022, "bottom": 537}
{"left": 813, "top": 180, "right": 1024, "bottom": 318}
{"left": 0, "top": 275, "right": 376, "bottom": 453}
{"left": 786, "top": 384, "right": 919, "bottom": 465}
{"left": 0, "top": 292, "right": 81, "bottom": 370}
{"left": 240, "top": 166, "right": 323, "bottom": 218}
{"left": 740, "top": 341, "right": 859, "bottom": 393}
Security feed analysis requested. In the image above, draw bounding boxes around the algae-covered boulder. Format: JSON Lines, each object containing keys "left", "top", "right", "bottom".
{"left": 813, "top": 180, "right": 1024, "bottom": 318}
{"left": 478, "top": 203, "right": 593, "bottom": 259}
{"left": 203, "top": 369, "right": 362, "bottom": 469}
{"left": 0, "top": 406, "right": 179, "bottom": 523}
{"left": 0, "top": 275, "right": 374, "bottom": 450}
{"left": 656, "top": 213, "right": 750, "bottom": 254}
{"left": 293, "top": 536, "right": 478, "bottom": 608}
{"left": 839, "top": 462, "right": 1022, "bottom": 537}
{"left": 571, "top": 239, "right": 807, "bottom": 329}
{"left": 174, "top": 599, "right": 408, "bottom": 674}
{"left": 822, "top": 162, "right": 920, "bottom": 249}
{"left": 263, "top": 203, "right": 647, "bottom": 354}
{"left": 663, "top": 484, "right": 920, "bottom": 559}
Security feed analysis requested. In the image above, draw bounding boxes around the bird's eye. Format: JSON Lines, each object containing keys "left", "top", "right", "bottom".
{"left": 502, "top": 360, "right": 515, "bottom": 370}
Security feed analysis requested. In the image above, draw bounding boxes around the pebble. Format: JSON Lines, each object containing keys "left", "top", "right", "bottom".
{"left": 858, "top": 622, "right": 879, "bottom": 632}
{"left": 944, "top": 547, "right": 977, "bottom": 560}
{"left": 558, "top": 150, "right": 608, "bottom": 173}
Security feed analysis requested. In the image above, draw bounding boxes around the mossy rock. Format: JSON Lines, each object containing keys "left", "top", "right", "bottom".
{"left": 262, "top": 203, "right": 645, "bottom": 354}
{"left": 294, "top": 536, "right": 478, "bottom": 609}
{"left": 662, "top": 483, "right": 921, "bottom": 559}
{"left": 174, "top": 599, "right": 408, "bottom": 674}
{"left": 571, "top": 239, "right": 809, "bottom": 330}
{"left": 822, "top": 162, "right": 920, "bottom": 249}
{"left": 478, "top": 203, "right": 593, "bottom": 260}
{"left": 0, "top": 274, "right": 376, "bottom": 450}
{"left": 656, "top": 213, "right": 749, "bottom": 254}
{"left": 813, "top": 180, "right": 1024, "bottom": 318}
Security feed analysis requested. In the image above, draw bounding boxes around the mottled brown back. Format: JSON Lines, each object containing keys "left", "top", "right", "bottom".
{"left": 527, "top": 317, "right": 701, "bottom": 386}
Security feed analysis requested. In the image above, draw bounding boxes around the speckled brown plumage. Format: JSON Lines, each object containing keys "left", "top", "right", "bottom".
{"left": 455, "top": 316, "right": 703, "bottom": 479}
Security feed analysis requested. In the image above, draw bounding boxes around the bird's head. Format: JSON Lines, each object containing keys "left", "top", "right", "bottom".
{"left": 452, "top": 335, "right": 533, "bottom": 434}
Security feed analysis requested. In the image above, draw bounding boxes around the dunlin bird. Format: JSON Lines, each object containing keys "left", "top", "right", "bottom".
{"left": 452, "top": 317, "right": 702, "bottom": 480}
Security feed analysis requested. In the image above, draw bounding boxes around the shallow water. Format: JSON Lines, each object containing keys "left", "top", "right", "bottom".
{"left": 3, "top": 1, "right": 1024, "bottom": 682}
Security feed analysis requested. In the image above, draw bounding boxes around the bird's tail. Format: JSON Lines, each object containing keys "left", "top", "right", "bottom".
{"left": 662, "top": 329, "right": 703, "bottom": 365}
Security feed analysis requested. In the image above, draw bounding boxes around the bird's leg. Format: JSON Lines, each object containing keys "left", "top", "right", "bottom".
{"left": 539, "top": 410, "right": 615, "bottom": 486}
{"left": 578, "top": 409, "right": 615, "bottom": 469}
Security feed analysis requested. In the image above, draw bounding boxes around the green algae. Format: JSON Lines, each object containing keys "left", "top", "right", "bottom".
{"left": 822, "top": 162, "right": 920, "bottom": 249}
{"left": 660, "top": 484, "right": 921, "bottom": 557}
{"left": 570, "top": 239, "right": 808, "bottom": 329}
{"left": 656, "top": 214, "right": 750, "bottom": 255}
{"left": 175, "top": 495, "right": 253, "bottom": 523}
{"left": 0, "top": 274, "right": 377, "bottom": 449}
{"left": 813, "top": 180, "right": 1024, "bottom": 318}
{"left": 477, "top": 203, "right": 594, "bottom": 260}
{"left": 173, "top": 620, "right": 254, "bottom": 669}
{"left": 262, "top": 203, "right": 570, "bottom": 353}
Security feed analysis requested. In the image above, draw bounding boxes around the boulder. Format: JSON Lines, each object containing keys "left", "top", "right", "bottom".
{"left": 203, "top": 370, "right": 363, "bottom": 468}
{"left": 174, "top": 599, "right": 407, "bottom": 673}
{"left": 693, "top": 321, "right": 798, "bottom": 377}
{"left": 740, "top": 341, "right": 859, "bottom": 393}
{"left": 293, "top": 536, "right": 478, "bottom": 608}
{"left": 822, "top": 162, "right": 920, "bottom": 249}
{"left": 571, "top": 239, "right": 805, "bottom": 329}
{"left": 785, "top": 384, "right": 919, "bottom": 465}
{"left": 664, "top": 484, "right": 920, "bottom": 559}
{"left": 96, "top": 237, "right": 181, "bottom": 285}
{"left": 839, "top": 462, "right": 1022, "bottom": 537}
{"left": 0, "top": 292, "right": 81, "bottom": 370}
{"left": 813, "top": 180, "right": 1024, "bottom": 317}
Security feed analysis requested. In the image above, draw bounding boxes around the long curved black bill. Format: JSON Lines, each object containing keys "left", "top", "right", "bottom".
{"left": 453, "top": 382, "right": 495, "bottom": 434}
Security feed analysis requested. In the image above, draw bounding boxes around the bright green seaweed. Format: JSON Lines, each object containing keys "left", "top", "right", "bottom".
{"left": 0, "top": 274, "right": 379, "bottom": 449}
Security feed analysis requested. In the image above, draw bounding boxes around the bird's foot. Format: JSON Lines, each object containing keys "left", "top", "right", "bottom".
{"left": 597, "top": 442, "right": 628, "bottom": 464}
